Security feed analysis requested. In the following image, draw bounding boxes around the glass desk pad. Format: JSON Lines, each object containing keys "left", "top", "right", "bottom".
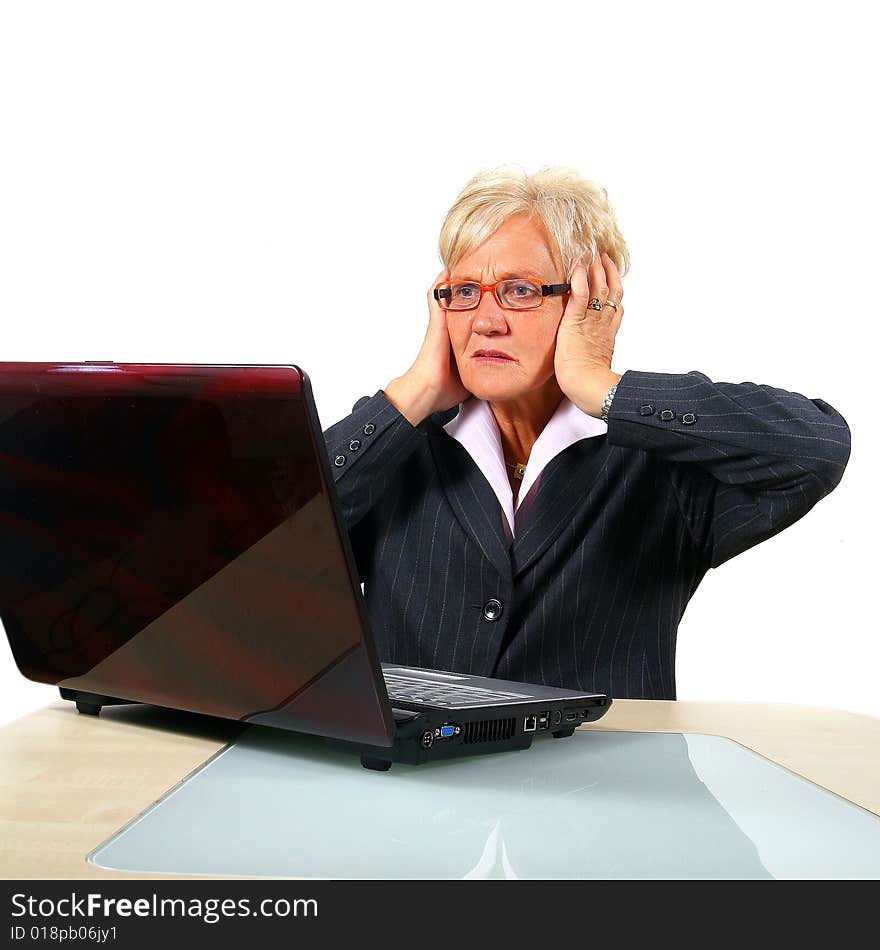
{"left": 88, "top": 726, "right": 880, "bottom": 879}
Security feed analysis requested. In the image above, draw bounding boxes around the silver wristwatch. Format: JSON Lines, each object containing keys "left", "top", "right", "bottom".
{"left": 600, "top": 382, "right": 618, "bottom": 423}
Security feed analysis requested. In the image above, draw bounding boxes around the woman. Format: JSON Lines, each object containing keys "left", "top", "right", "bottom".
{"left": 323, "top": 166, "right": 850, "bottom": 699}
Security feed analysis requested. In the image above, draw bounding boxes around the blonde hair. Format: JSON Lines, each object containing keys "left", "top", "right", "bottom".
{"left": 439, "top": 164, "right": 630, "bottom": 280}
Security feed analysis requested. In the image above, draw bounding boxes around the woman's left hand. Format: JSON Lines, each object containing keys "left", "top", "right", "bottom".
{"left": 554, "top": 249, "right": 624, "bottom": 418}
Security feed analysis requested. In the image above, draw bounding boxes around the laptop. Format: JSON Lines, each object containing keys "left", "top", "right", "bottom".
{"left": 0, "top": 362, "right": 610, "bottom": 770}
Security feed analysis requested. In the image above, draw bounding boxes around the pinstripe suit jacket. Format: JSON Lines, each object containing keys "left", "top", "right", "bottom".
{"left": 322, "top": 369, "right": 851, "bottom": 699}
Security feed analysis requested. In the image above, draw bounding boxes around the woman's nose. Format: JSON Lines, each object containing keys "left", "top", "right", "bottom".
{"left": 471, "top": 295, "right": 509, "bottom": 333}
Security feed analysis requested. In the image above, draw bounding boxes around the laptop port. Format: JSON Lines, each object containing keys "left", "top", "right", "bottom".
{"left": 565, "top": 711, "right": 577, "bottom": 722}
{"left": 524, "top": 715, "right": 537, "bottom": 732}
{"left": 538, "top": 711, "right": 550, "bottom": 730}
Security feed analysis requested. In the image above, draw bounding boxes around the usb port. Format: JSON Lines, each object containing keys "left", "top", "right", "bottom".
{"left": 538, "top": 711, "right": 550, "bottom": 730}
{"left": 524, "top": 715, "right": 537, "bottom": 732}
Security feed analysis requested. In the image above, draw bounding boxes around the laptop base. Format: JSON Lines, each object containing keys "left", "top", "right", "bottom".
{"left": 59, "top": 686, "right": 590, "bottom": 770}
{"left": 356, "top": 734, "right": 535, "bottom": 771}
{"left": 352, "top": 712, "right": 589, "bottom": 770}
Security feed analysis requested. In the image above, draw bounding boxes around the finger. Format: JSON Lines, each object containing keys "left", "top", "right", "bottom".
{"left": 564, "top": 261, "right": 591, "bottom": 320}
{"left": 428, "top": 267, "right": 449, "bottom": 298}
{"left": 601, "top": 251, "right": 623, "bottom": 306}
{"left": 588, "top": 247, "right": 609, "bottom": 310}
{"left": 428, "top": 267, "right": 451, "bottom": 317}
{"left": 605, "top": 301, "right": 623, "bottom": 326}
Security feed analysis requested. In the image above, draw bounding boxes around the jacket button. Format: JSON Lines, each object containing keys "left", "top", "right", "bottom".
{"left": 363, "top": 423, "right": 376, "bottom": 435}
{"left": 482, "top": 598, "right": 503, "bottom": 621}
{"left": 682, "top": 412, "right": 697, "bottom": 425}
{"left": 349, "top": 439, "right": 361, "bottom": 451}
{"left": 659, "top": 409, "right": 676, "bottom": 421}
{"left": 334, "top": 455, "right": 346, "bottom": 467}
{"left": 639, "top": 404, "right": 655, "bottom": 416}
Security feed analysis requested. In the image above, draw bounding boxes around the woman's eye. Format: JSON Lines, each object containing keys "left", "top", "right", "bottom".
{"left": 509, "top": 282, "right": 539, "bottom": 297}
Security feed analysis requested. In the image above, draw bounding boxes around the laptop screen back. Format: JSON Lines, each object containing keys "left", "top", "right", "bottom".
{"left": 0, "top": 362, "right": 393, "bottom": 747}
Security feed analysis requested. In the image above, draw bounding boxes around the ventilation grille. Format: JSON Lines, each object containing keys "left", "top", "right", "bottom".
{"left": 461, "top": 717, "right": 516, "bottom": 745}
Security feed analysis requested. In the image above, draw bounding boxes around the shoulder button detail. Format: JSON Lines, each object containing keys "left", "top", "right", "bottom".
{"left": 682, "top": 412, "right": 697, "bottom": 425}
{"left": 334, "top": 455, "right": 346, "bottom": 467}
{"left": 660, "top": 409, "right": 676, "bottom": 421}
{"left": 363, "top": 422, "right": 376, "bottom": 435}
{"left": 639, "top": 404, "right": 655, "bottom": 416}
{"left": 349, "top": 439, "right": 361, "bottom": 451}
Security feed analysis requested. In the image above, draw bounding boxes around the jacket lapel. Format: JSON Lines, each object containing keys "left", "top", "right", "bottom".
{"left": 424, "top": 408, "right": 612, "bottom": 583}
{"left": 425, "top": 410, "right": 512, "bottom": 582}
{"left": 510, "top": 436, "right": 611, "bottom": 579}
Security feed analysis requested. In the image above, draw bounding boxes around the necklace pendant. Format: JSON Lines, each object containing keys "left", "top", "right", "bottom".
{"left": 513, "top": 462, "right": 526, "bottom": 481}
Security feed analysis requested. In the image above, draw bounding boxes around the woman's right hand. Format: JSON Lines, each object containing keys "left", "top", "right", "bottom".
{"left": 384, "top": 268, "right": 473, "bottom": 427}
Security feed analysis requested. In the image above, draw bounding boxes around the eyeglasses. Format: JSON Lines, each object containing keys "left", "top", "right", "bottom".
{"left": 433, "top": 276, "right": 571, "bottom": 311}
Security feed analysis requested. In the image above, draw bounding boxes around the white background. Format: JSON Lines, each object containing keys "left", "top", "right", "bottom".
{"left": 0, "top": 0, "right": 876, "bottom": 726}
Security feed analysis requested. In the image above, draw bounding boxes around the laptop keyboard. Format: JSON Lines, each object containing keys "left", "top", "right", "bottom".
{"left": 383, "top": 671, "right": 530, "bottom": 709}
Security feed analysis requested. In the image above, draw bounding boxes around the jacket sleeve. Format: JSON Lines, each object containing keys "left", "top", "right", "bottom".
{"left": 321, "top": 389, "right": 426, "bottom": 533}
{"left": 605, "top": 369, "right": 851, "bottom": 569}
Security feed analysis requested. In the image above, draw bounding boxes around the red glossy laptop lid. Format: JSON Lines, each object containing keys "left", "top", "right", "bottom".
{"left": 0, "top": 362, "right": 394, "bottom": 747}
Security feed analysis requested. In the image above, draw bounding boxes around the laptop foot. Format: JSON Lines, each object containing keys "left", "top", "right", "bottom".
{"left": 59, "top": 687, "right": 140, "bottom": 717}
{"left": 551, "top": 726, "right": 576, "bottom": 739}
{"left": 360, "top": 755, "right": 393, "bottom": 771}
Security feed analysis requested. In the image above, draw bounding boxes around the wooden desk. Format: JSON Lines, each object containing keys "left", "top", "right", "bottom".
{"left": 2, "top": 699, "right": 878, "bottom": 880}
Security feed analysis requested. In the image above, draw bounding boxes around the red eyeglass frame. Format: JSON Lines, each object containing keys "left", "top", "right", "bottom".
{"left": 432, "top": 276, "right": 571, "bottom": 311}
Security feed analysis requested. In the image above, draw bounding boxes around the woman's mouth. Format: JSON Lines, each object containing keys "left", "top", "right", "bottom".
{"left": 472, "top": 350, "right": 514, "bottom": 362}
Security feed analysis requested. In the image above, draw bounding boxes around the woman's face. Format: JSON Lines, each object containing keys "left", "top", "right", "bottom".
{"left": 446, "top": 213, "right": 569, "bottom": 404}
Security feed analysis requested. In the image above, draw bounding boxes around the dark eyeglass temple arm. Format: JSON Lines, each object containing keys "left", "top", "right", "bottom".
{"left": 433, "top": 288, "right": 452, "bottom": 300}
